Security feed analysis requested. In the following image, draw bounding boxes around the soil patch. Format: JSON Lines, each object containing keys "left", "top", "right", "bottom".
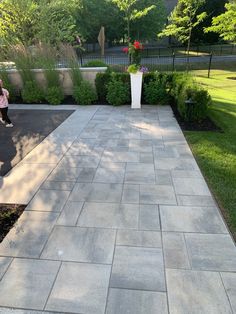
{"left": 0, "top": 204, "right": 26, "bottom": 243}
{"left": 170, "top": 104, "right": 222, "bottom": 132}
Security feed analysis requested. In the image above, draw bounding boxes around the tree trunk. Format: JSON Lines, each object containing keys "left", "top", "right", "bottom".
{"left": 186, "top": 26, "right": 192, "bottom": 72}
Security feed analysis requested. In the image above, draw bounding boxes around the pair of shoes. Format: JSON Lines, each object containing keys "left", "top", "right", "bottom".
{"left": 0, "top": 118, "right": 5, "bottom": 124}
{"left": 6, "top": 123, "right": 14, "bottom": 128}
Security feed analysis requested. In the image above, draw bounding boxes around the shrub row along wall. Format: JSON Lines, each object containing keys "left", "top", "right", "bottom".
{"left": 96, "top": 71, "right": 211, "bottom": 123}
{"left": 5, "top": 67, "right": 107, "bottom": 96}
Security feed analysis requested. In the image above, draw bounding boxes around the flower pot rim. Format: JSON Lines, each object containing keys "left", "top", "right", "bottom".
{"left": 130, "top": 71, "right": 143, "bottom": 75}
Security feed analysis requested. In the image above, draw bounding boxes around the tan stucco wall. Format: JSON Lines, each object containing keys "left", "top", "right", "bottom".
{"left": 5, "top": 67, "right": 107, "bottom": 95}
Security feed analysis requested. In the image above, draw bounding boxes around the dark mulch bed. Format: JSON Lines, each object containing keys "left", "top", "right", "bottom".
{"left": 170, "top": 104, "right": 222, "bottom": 132}
{"left": 0, "top": 204, "right": 26, "bottom": 243}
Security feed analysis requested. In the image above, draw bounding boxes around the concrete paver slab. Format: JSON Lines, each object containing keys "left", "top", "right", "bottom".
{"left": 94, "top": 167, "right": 125, "bottom": 183}
{"left": 160, "top": 205, "right": 227, "bottom": 233}
{"left": 46, "top": 262, "right": 111, "bottom": 314}
{"left": 173, "top": 177, "right": 211, "bottom": 196}
{"left": 40, "top": 180, "right": 75, "bottom": 191}
{"left": 46, "top": 165, "right": 81, "bottom": 182}
{"left": 162, "top": 232, "right": 190, "bottom": 269}
{"left": 106, "top": 288, "right": 168, "bottom": 314}
{"left": 167, "top": 269, "right": 232, "bottom": 314}
{"left": 139, "top": 204, "right": 160, "bottom": 231}
{"left": 0, "top": 259, "right": 60, "bottom": 310}
{"left": 69, "top": 183, "right": 123, "bottom": 203}
{"left": 221, "top": 272, "right": 236, "bottom": 313}
{"left": 0, "top": 163, "right": 55, "bottom": 204}
{"left": 177, "top": 194, "right": 216, "bottom": 206}
{"left": 0, "top": 257, "right": 12, "bottom": 280}
{"left": 78, "top": 202, "right": 139, "bottom": 229}
{"left": 41, "top": 226, "right": 116, "bottom": 264}
{"left": 185, "top": 233, "right": 236, "bottom": 271}
{"left": 140, "top": 184, "right": 177, "bottom": 205}
{"left": 56, "top": 201, "right": 84, "bottom": 226}
{"left": 0, "top": 211, "right": 58, "bottom": 258}
{"left": 116, "top": 230, "right": 162, "bottom": 248}
{"left": 58, "top": 155, "right": 101, "bottom": 168}
{"left": 121, "top": 184, "right": 139, "bottom": 204}
{"left": 110, "top": 246, "right": 166, "bottom": 291}
{"left": 26, "top": 190, "right": 70, "bottom": 212}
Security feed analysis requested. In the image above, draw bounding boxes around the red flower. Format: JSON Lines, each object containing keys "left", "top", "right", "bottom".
{"left": 133, "top": 41, "right": 143, "bottom": 50}
{"left": 122, "top": 47, "right": 129, "bottom": 53}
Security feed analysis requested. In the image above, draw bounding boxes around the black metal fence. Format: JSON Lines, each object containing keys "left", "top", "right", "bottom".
{"left": 84, "top": 43, "right": 236, "bottom": 57}
{"left": 72, "top": 53, "right": 234, "bottom": 77}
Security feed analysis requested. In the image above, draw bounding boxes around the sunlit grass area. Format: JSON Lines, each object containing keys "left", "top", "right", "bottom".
{"left": 185, "top": 69, "right": 236, "bottom": 240}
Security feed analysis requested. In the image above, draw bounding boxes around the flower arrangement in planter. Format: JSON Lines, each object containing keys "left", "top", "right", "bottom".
{"left": 123, "top": 41, "right": 147, "bottom": 108}
{"left": 123, "top": 40, "right": 144, "bottom": 73}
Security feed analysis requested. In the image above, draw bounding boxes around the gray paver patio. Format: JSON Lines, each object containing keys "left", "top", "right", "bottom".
{"left": 0, "top": 105, "right": 235, "bottom": 314}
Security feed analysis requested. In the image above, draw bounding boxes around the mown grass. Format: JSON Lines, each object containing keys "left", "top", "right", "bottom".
{"left": 185, "top": 68, "right": 236, "bottom": 240}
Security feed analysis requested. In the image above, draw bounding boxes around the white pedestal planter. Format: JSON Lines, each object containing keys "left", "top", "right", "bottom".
{"left": 130, "top": 71, "right": 143, "bottom": 109}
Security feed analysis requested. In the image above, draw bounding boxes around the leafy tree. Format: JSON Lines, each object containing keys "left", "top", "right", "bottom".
{"left": 36, "top": 0, "right": 80, "bottom": 44}
{"left": 0, "top": 0, "right": 38, "bottom": 45}
{"left": 159, "top": 0, "right": 207, "bottom": 55}
{"left": 205, "top": 0, "right": 236, "bottom": 43}
{"left": 112, "top": 0, "right": 156, "bottom": 42}
{"left": 76, "top": 0, "right": 124, "bottom": 43}
{"left": 191, "top": 0, "right": 227, "bottom": 43}
{"left": 131, "top": 0, "right": 166, "bottom": 41}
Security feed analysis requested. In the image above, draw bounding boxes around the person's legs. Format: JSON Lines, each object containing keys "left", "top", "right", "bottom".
{"left": 0, "top": 108, "right": 6, "bottom": 123}
{"left": 1, "top": 107, "right": 12, "bottom": 124}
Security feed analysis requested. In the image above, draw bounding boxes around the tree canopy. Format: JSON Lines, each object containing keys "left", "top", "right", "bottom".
{"left": 0, "top": 0, "right": 167, "bottom": 45}
{"left": 205, "top": 0, "right": 236, "bottom": 43}
{"left": 191, "top": 0, "right": 228, "bottom": 43}
{"left": 159, "top": 0, "right": 207, "bottom": 44}
{"left": 0, "top": 0, "right": 231, "bottom": 47}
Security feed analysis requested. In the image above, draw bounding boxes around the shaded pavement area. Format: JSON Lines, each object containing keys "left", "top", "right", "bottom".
{"left": 0, "top": 109, "right": 74, "bottom": 176}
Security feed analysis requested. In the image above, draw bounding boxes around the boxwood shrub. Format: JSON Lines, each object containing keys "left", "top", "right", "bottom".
{"left": 73, "top": 81, "right": 98, "bottom": 105}
{"left": 95, "top": 71, "right": 111, "bottom": 102}
{"left": 167, "top": 72, "right": 211, "bottom": 121}
{"left": 45, "top": 86, "right": 64, "bottom": 105}
{"left": 177, "top": 82, "right": 211, "bottom": 122}
{"left": 143, "top": 72, "right": 171, "bottom": 105}
{"left": 106, "top": 75, "right": 130, "bottom": 106}
{"left": 21, "top": 81, "right": 44, "bottom": 104}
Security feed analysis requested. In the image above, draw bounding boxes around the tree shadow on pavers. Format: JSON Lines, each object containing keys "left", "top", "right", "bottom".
{"left": 0, "top": 109, "right": 74, "bottom": 176}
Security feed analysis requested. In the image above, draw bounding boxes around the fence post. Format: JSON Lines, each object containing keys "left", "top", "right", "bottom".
{"left": 220, "top": 45, "right": 223, "bottom": 56}
{"left": 231, "top": 44, "right": 234, "bottom": 55}
{"left": 172, "top": 52, "right": 176, "bottom": 72}
{"left": 208, "top": 53, "right": 213, "bottom": 78}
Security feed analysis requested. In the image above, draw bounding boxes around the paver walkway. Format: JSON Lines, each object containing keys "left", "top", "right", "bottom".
{"left": 0, "top": 105, "right": 235, "bottom": 314}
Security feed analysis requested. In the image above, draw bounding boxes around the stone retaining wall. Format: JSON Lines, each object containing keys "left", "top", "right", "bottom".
{"left": 5, "top": 67, "right": 107, "bottom": 95}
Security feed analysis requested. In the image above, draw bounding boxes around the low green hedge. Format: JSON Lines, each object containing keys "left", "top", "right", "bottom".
{"left": 170, "top": 73, "right": 211, "bottom": 122}
{"left": 106, "top": 74, "right": 130, "bottom": 106}
{"left": 73, "top": 81, "right": 98, "bottom": 105}
{"left": 95, "top": 71, "right": 111, "bottom": 102}
{"left": 83, "top": 60, "right": 108, "bottom": 68}
{"left": 177, "top": 82, "right": 211, "bottom": 122}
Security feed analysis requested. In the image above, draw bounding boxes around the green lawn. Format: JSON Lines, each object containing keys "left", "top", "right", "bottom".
{"left": 185, "top": 69, "right": 236, "bottom": 240}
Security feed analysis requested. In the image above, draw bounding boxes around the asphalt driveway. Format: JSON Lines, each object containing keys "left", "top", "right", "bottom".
{"left": 0, "top": 109, "right": 74, "bottom": 176}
